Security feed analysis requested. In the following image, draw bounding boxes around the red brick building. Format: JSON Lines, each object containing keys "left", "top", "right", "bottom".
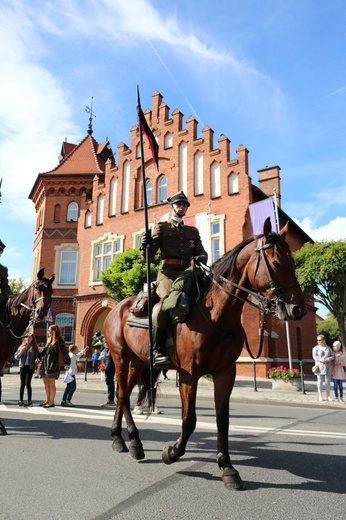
{"left": 29, "top": 91, "right": 317, "bottom": 376}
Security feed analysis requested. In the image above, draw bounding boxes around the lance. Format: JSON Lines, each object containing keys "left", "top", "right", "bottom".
{"left": 136, "top": 86, "right": 158, "bottom": 411}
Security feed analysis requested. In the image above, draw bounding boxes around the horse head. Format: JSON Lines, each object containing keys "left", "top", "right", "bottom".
{"left": 30, "top": 268, "right": 55, "bottom": 321}
{"left": 246, "top": 217, "right": 306, "bottom": 321}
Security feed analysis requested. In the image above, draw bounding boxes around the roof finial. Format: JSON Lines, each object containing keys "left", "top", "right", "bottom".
{"left": 85, "top": 97, "right": 96, "bottom": 135}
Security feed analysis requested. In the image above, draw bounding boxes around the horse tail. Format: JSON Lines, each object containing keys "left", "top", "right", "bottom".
{"left": 136, "top": 365, "right": 161, "bottom": 411}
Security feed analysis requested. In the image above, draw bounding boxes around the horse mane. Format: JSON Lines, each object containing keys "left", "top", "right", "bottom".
{"left": 210, "top": 230, "right": 288, "bottom": 281}
{"left": 211, "top": 235, "right": 256, "bottom": 281}
{"left": 9, "top": 284, "right": 32, "bottom": 314}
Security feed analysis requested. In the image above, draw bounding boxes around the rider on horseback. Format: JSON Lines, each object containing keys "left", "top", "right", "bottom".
{"left": 140, "top": 192, "right": 208, "bottom": 366}
{"left": 0, "top": 240, "right": 13, "bottom": 326}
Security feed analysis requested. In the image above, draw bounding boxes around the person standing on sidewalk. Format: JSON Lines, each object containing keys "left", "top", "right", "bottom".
{"left": 312, "top": 335, "right": 335, "bottom": 402}
{"left": 36, "top": 324, "right": 70, "bottom": 408}
{"left": 14, "top": 333, "right": 39, "bottom": 407}
{"left": 61, "top": 344, "right": 88, "bottom": 407}
{"left": 331, "top": 340, "right": 346, "bottom": 402}
{"left": 95, "top": 333, "right": 115, "bottom": 407}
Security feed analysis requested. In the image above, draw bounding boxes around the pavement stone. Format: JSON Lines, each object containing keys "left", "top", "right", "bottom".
{"left": 1, "top": 368, "right": 345, "bottom": 409}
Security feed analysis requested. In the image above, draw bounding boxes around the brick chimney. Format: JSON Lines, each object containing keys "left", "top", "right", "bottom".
{"left": 257, "top": 166, "right": 281, "bottom": 207}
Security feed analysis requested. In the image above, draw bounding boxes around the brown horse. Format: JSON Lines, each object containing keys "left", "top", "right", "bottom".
{"left": 103, "top": 218, "right": 306, "bottom": 489}
{"left": 0, "top": 268, "right": 54, "bottom": 434}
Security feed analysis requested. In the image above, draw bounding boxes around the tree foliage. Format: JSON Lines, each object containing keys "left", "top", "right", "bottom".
{"left": 101, "top": 248, "right": 161, "bottom": 302}
{"left": 294, "top": 240, "right": 346, "bottom": 346}
{"left": 316, "top": 313, "right": 340, "bottom": 345}
{"left": 9, "top": 277, "right": 28, "bottom": 295}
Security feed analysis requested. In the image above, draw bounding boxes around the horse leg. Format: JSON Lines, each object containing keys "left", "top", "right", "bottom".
{"left": 213, "top": 366, "right": 245, "bottom": 491}
{"left": 111, "top": 359, "right": 146, "bottom": 460}
{"left": 162, "top": 378, "right": 197, "bottom": 464}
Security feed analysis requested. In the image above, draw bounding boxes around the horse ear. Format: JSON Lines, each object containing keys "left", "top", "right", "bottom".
{"left": 263, "top": 217, "right": 272, "bottom": 238}
{"left": 37, "top": 268, "right": 45, "bottom": 280}
{"left": 49, "top": 274, "right": 55, "bottom": 284}
{"left": 279, "top": 221, "right": 289, "bottom": 240}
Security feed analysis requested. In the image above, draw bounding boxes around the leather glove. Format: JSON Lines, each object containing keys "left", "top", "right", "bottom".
{"left": 193, "top": 255, "right": 207, "bottom": 265}
{"left": 140, "top": 230, "right": 152, "bottom": 251}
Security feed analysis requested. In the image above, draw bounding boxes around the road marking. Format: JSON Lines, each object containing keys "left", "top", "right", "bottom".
{"left": 1, "top": 404, "right": 346, "bottom": 440}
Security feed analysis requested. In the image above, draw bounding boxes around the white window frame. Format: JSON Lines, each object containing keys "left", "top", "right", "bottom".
{"left": 85, "top": 210, "right": 92, "bottom": 228}
{"left": 67, "top": 202, "right": 78, "bottom": 222}
{"left": 208, "top": 214, "right": 225, "bottom": 263}
{"left": 164, "top": 132, "right": 173, "bottom": 149}
{"left": 109, "top": 177, "right": 117, "bottom": 216}
{"left": 178, "top": 141, "right": 187, "bottom": 194}
{"left": 158, "top": 175, "right": 167, "bottom": 202}
{"left": 194, "top": 150, "right": 203, "bottom": 195}
{"left": 211, "top": 162, "right": 221, "bottom": 198}
{"left": 90, "top": 232, "right": 125, "bottom": 284}
{"left": 122, "top": 161, "right": 130, "bottom": 213}
{"left": 146, "top": 179, "right": 153, "bottom": 205}
{"left": 54, "top": 244, "right": 79, "bottom": 288}
{"left": 228, "top": 172, "right": 239, "bottom": 194}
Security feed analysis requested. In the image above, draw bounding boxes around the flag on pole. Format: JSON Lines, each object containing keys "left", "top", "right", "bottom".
{"left": 138, "top": 107, "right": 159, "bottom": 170}
{"left": 249, "top": 198, "right": 277, "bottom": 234}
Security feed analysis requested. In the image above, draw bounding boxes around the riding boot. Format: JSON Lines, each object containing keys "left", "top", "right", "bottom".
{"left": 152, "top": 326, "right": 170, "bottom": 366}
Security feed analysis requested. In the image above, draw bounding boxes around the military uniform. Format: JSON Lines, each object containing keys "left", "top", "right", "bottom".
{"left": 147, "top": 219, "right": 208, "bottom": 298}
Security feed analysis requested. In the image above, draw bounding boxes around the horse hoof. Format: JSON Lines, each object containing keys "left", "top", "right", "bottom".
{"left": 129, "top": 444, "right": 145, "bottom": 460}
{"left": 222, "top": 468, "right": 246, "bottom": 491}
{"left": 162, "top": 446, "right": 179, "bottom": 465}
{"left": 112, "top": 439, "right": 129, "bottom": 453}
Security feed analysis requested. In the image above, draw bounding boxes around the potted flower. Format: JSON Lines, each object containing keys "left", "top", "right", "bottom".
{"left": 267, "top": 365, "right": 303, "bottom": 392}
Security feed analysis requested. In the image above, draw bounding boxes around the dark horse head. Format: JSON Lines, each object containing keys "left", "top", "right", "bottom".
{"left": 0, "top": 268, "right": 54, "bottom": 377}
{"left": 212, "top": 217, "right": 307, "bottom": 322}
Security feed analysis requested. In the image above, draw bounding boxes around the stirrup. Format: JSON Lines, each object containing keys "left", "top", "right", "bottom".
{"left": 153, "top": 352, "right": 170, "bottom": 366}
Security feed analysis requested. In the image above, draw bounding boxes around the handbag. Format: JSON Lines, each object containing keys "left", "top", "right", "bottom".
{"left": 312, "top": 364, "right": 320, "bottom": 375}
{"left": 63, "top": 371, "right": 74, "bottom": 384}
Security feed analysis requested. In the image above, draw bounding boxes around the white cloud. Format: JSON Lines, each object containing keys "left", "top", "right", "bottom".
{"left": 293, "top": 216, "right": 346, "bottom": 241}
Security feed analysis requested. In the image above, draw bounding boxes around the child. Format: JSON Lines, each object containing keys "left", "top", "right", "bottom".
{"left": 61, "top": 345, "right": 87, "bottom": 407}
{"left": 332, "top": 341, "right": 346, "bottom": 402}
{"left": 91, "top": 348, "right": 100, "bottom": 375}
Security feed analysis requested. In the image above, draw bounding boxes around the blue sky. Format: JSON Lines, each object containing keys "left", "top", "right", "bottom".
{"left": 1, "top": 0, "right": 345, "bottom": 295}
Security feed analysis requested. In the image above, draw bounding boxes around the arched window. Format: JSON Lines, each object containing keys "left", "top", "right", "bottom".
{"left": 158, "top": 175, "right": 167, "bottom": 202}
{"left": 54, "top": 204, "right": 61, "bottom": 223}
{"left": 109, "top": 177, "right": 117, "bottom": 216}
{"left": 96, "top": 195, "right": 104, "bottom": 225}
{"left": 194, "top": 151, "right": 203, "bottom": 195}
{"left": 67, "top": 202, "right": 78, "bottom": 222}
{"left": 179, "top": 142, "right": 187, "bottom": 193}
{"left": 228, "top": 172, "right": 239, "bottom": 194}
{"left": 164, "top": 132, "right": 173, "bottom": 149}
{"left": 122, "top": 161, "right": 130, "bottom": 213}
{"left": 211, "top": 162, "right": 221, "bottom": 198}
{"left": 146, "top": 180, "right": 153, "bottom": 205}
{"left": 85, "top": 210, "right": 92, "bottom": 228}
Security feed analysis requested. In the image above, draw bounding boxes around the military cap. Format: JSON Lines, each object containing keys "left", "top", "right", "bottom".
{"left": 167, "top": 191, "right": 190, "bottom": 207}
{"left": 0, "top": 240, "right": 6, "bottom": 251}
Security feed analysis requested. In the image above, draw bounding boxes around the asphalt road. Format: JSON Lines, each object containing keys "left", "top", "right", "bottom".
{"left": 1, "top": 387, "right": 345, "bottom": 520}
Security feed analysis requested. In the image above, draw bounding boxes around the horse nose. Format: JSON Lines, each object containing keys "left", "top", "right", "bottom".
{"left": 291, "top": 305, "right": 306, "bottom": 320}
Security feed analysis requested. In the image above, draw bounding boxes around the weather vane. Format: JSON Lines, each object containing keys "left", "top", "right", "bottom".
{"left": 85, "top": 97, "right": 96, "bottom": 135}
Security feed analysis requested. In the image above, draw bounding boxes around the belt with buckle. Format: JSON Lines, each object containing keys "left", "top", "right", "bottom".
{"left": 162, "top": 258, "right": 190, "bottom": 267}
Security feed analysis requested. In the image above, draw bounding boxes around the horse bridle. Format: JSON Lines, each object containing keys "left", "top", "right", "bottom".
{"left": 5, "top": 279, "right": 49, "bottom": 339}
{"left": 197, "top": 236, "right": 293, "bottom": 359}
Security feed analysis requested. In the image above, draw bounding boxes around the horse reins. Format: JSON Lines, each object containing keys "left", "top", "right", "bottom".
{"left": 197, "top": 236, "right": 286, "bottom": 359}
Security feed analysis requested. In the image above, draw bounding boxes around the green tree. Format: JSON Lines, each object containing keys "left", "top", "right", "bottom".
{"left": 9, "top": 277, "right": 28, "bottom": 295}
{"left": 101, "top": 248, "right": 161, "bottom": 302}
{"left": 316, "top": 313, "right": 341, "bottom": 345}
{"left": 294, "top": 240, "right": 346, "bottom": 346}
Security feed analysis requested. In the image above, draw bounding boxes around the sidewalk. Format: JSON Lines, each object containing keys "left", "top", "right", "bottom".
{"left": 1, "top": 368, "right": 344, "bottom": 409}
